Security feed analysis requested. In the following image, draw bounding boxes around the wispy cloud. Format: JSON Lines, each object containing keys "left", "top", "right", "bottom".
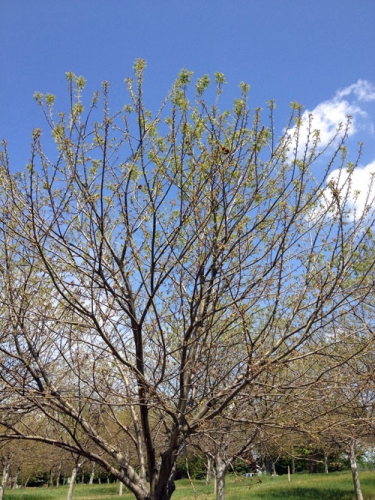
{"left": 336, "top": 79, "right": 375, "bottom": 103}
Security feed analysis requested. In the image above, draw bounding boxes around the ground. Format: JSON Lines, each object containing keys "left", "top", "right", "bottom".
{"left": 4, "top": 471, "right": 375, "bottom": 500}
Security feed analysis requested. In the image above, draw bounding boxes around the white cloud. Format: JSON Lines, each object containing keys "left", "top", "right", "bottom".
{"left": 326, "top": 160, "right": 375, "bottom": 217}
{"left": 336, "top": 79, "right": 375, "bottom": 102}
{"left": 284, "top": 80, "right": 375, "bottom": 216}
{"left": 286, "top": 79, "right": 375, "bottom": 159}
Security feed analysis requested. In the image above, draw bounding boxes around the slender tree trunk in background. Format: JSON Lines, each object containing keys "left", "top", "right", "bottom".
{"left": 67, "top": 462, "right": 79, "bottom": 500}
{"left": 206, "top": 457, "right": 212, "bottom": 485}
{"left": 12, "top": 467, "right": 21, "bottom": 488}
{"left": 349, "top": 441, "right": 363, "bottom": 500}
{"left": 56, "top": 463, "right": 62, "bottom": 488}
{"left": 118, "top": 481, "right": 123, "bottom": 496}
{"left": 291, "top": 447, "right": 295, "bottom": 475}
{"left": 89, "top": 463, "right": 95, "bottom": 484}
{"left": 49, "top": 467, "right": 54, "bottom": 487}
{"left": 272, "top": 462, "right": 277, "bottom": 476}
{"left": 324, "top": 451, "right": 329, "bottom": 474}
{"left": 0, "top": 463, "right": 10, "bottom": 500}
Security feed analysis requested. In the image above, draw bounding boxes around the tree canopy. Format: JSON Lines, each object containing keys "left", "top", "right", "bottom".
{"left": 0, "top": 60, "right": 374, "bottom": 500}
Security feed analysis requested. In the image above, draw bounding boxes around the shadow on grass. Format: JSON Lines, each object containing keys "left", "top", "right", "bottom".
{"left": 3, "top": 483, "right": 120, "bottom": 500}
{"left": 255, "top": 487, "right": 355, "bottom": 500}
{"left": 4, "top": 495, "right": 57, "bottom": 500}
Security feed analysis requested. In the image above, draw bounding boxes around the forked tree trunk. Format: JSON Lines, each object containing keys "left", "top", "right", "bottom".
{"left": 349, "top": 441, "right": 363, "bottom": 500}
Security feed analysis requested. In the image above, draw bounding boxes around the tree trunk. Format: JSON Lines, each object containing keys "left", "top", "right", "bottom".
{"left": 265, "top": 456, "right": 273, "bottom": 475}
{"left": 324, "top": 450, "right": 329, "bottom": 474}
{"left": 291, "top": 455, "right": 295, "bottom": 475}
{"left": 12, "top": 467, "right": 21, "bottom": 488}
{"left": 0, "top": 462, "right": 10, "bottom": 500}
{"left": 49, "top": 467, "right": 54, "bottom": 487}
{"left": 89, "top": 463, "right": 95, "bottom": 484}
{"left": 56, "top": 463, "right": 61, "bottom": 488}
{"left": 205, "top": 456, "right": 212, "bottom": 485}
{"left": 215, "top": 456, "right": 227, "bottom": 500}
{"left": 119, "top": 481, "right": 123, "bottom": 496}
{"left": 67, "top": 463, "right": 79, "bottom": 500}
{"left": 272, "top": 461, "right": 277, "bottom": 476}
{"left": 349, "top": 441, "right": 363, "bottom": 500}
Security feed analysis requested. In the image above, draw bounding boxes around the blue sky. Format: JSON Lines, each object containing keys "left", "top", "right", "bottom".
{"left": 1, "top": 0, "right": 375, "bottom": 202}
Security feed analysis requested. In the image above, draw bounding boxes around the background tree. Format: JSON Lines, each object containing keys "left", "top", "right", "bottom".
{"left": 269, "top": 318, "right": 375, "bottom": 499}
{"left": 0, "top": 60, "right": 375, "bottom": 500}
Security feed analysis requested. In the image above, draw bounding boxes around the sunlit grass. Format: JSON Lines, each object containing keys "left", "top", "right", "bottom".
{"left": 4, "top": 471, "right": 375, "bottom": 499}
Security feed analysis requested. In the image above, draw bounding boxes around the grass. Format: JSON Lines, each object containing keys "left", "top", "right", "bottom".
{"left": 3, "top": 471, "right": 375, "bottom": 500}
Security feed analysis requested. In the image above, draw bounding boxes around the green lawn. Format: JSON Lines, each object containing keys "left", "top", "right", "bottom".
{"left": 4, "top": 471, "right": 375, "bottom": 500}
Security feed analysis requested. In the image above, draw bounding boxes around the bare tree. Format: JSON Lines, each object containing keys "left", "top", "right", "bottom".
{"left": 268, "top": 321, "right": 375, "bottom": 499}
{"left": 0, "top": 61, "right": 374, "bottom": 500}
{"left": 317, "top": 353, "right": 375, "bottom": 500}
{"left": 190, "top": 419, "right": 259, "bottom": 500}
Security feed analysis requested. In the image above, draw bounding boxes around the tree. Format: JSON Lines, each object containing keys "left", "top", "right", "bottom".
{"left": 0, "top": 60, "right": 374, "bottom": 500}
{"left": 315, "top": 351, "right": 375, "bottom": 500}
{"left": 188, "top": 412, "right": 259, "bottom": 500}
{"left": 269, "top": 319, "right": 375, "bottom": 499}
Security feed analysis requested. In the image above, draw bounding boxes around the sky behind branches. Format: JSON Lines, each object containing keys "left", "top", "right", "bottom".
{"left": 1, "top": 0, "right": 374, "bottom": 200}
